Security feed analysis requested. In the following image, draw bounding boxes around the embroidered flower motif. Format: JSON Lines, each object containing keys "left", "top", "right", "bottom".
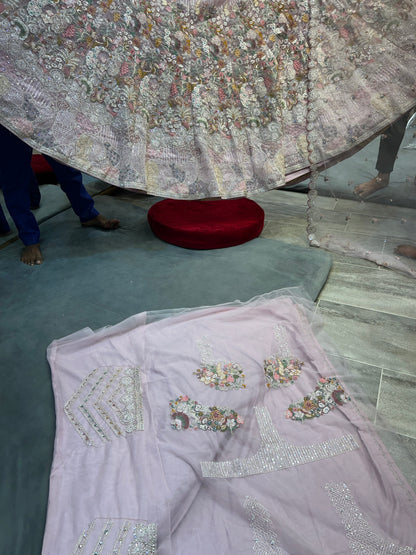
{"left": 194, "top": 362, "right": 246, "bottom": 390}
{"left": 286, "top": 377, "right": 351, "bottom": 422}
{"left": 264, "top": 356, "right": 303, "bottom": 388}
{"left": 169, "top": 395, "right": 243, "bottom": 432}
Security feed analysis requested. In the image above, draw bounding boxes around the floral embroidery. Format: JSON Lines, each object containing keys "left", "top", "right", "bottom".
{"left": 195, "top": 337, "right": 246, "bottom": 390}
{"left": 264, "top": 356, "right": 303, "bottom": 388}
{"left": 264, "top": 324, "right": 304, "bottom": 388}
{"left": 169, "top": 395, "right": 243, "bottom": 432}
{"left": 286, "top": 377, "right": 351, "bottom": 422}
{"left": 1, "top": 0, "right": 415, "bottom": 197}
{"left": 194, "top": 362, "right": 246, "bottom": 390}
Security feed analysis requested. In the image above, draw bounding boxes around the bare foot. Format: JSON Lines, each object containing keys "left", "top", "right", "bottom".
{"left": 81, "top": 214, "right": 120, "bottom": 230}
{"left": 354, "top": 173, "right": 390, "bottom": 199}
{"left": 21, "top": 243, "right": 43, "bottom": 265}
{"left": 395, "top": 244, "right": 416, "bottom": 259}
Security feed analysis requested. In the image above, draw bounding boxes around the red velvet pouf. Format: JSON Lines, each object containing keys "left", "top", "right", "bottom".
{"left": 31, "top": 154, "right": 58, "bottom": 184}
{"left": 147, "top": 198, "right": 265, "bottom": 249}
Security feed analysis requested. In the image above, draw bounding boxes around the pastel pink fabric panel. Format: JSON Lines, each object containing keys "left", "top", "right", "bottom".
{"left": 43, "top": 296, "right": 416, "bottom": 554}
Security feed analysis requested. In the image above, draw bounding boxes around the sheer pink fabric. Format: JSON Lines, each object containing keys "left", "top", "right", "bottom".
{"left": 43, "top": 292, "right": 416, "bottom": 554}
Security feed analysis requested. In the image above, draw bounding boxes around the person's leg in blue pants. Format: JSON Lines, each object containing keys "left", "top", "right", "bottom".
{"left": 0, "top": 125, "right": 119, "bottom": 265}
{"left": 0, "top": 125, "right": 40, "bottom": 249}
{"left": 43, "top": 155, "right": 99, "bottom": 223}
{"left": 0, "top": 204, "right": 11, "bottom": 235}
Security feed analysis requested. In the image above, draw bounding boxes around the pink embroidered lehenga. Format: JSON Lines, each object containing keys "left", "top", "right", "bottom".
{"left": 0, "top": 0, "right": 415, "bottom": 199}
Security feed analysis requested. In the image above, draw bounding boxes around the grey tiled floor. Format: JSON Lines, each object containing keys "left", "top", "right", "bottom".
{"left": 109, "top": 186, "right": 416, "bottom": 490}
{"left": 259, "top": 189, "right": 416, "bottom": 490}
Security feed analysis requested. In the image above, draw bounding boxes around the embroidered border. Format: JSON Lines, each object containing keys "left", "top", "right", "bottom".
{"left": 72, "top": 519, "right": 157, "bottom": 555}
{"left": 325, "top": 482, "right": 415, "bottom": 554}
{"left": 243, "top": 496, "right": 282, "bottom": 554}
{"left": 201, "top": 406, "right": 358, "bottom": 478}
{"left": 64, "top": 367, "right": 144, "bottom": 446}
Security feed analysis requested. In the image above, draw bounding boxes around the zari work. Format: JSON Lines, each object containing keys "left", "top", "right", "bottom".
{"left": 42, "top": 294, "right": 416, "bottom": 554}
{"left": 1, "top": 1, "right": 415, "bottom": 197}
{"left": 64, "top": 366, "right": 143, "bottom": 446}
{"left": 200, "top": 406, "right": 358, "bottom": 478}
{"left": 243, "top": 496, "right": 282, "bottom": 554}
{"left": 325, "top": 483, "right": 415, "bottom": 554}
{"left": 72, "top": 519, "right": 157, "bottom": 555}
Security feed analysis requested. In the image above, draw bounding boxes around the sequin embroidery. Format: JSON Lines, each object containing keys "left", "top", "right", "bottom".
{"left": 195, "top": 337, "right": 246, "bottom": 390}
{"left": 243, "top": 496, "right": 282, "bottom": 554}
{"left": 325, "top": 482, "right": 415, "bottom": 554}
{"left": 72, "top": 519, "right": 157, "bottom": 555}
{"left": 170, "top": 395, "right": 244, "bottom": 432}
{"left": 264, "top": 325, "right": 304, "bottom": 388}
{"left": 286, "top": 377, "right": 351, "bottom": 422}
{"left": 201, "top": 406, "right": 358, "bottom": 478}
{"left": 64, "top": 367, "right": 144, "bottom": 446}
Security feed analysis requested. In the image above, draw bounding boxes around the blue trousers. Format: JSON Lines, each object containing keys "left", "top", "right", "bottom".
{"left": 0, "top": 125, "right": 98, "bottom": 245}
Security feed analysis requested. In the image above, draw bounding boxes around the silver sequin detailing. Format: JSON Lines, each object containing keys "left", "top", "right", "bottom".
{"left": 73, "top": 520, "right": 95, "bottom": 555}
{"left": 197, "top": 336, "right": 214, "bottom": 367}
{"left": 128, "top": 523, "right": 158, "bottom": 555}
{"left": 201, "top": 407, "right": 359, "bottom": 478}
{"left": 325, "top": 482, "right": 415, "bottom": 554}
{"left": 72, "top": 519, "right": 157, "bottom": 555}
{"left": 273, "top": 325, "right": 291, "bottom": 360}
{"left": 64, "top": 367, "right": 144, "bottom": 446}
{"left": 243, "top": 496, "right": 282, "bottom": 554}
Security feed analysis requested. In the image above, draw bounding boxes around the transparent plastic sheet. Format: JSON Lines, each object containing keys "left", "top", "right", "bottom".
{"left": 44, "top": 288, "right": 416, "bottom": 554}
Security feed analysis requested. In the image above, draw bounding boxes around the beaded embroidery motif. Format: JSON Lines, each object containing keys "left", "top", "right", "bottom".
{"left": 264, "top": 325, "right": 304, "bottom": 388}
{"left": 64, "top": 367, "right": 144, "bottom": 446}
{"left": 201, "top": 406, "right": 358, "bottom": 478}
{"left": 194, "top": 337, "right": 246, "bottom": 390}
{"left": 286, "top": 377, "right": 351, "bottom": 422}
{"left": 243, "top": 496, "right": 282, "bottom": 554}
{"left": 170, "top": 395, "right": 243, "bottom": 432}
{"left": 72, "top": 519, "right": 157, "bottom": 555}
{"left": 325, "top": 482, "right": 415, "bottom": 554}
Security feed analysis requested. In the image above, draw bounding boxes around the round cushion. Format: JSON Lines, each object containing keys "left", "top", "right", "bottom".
{"left": 147, "top": 198, "right": 265, "bottom": 249}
